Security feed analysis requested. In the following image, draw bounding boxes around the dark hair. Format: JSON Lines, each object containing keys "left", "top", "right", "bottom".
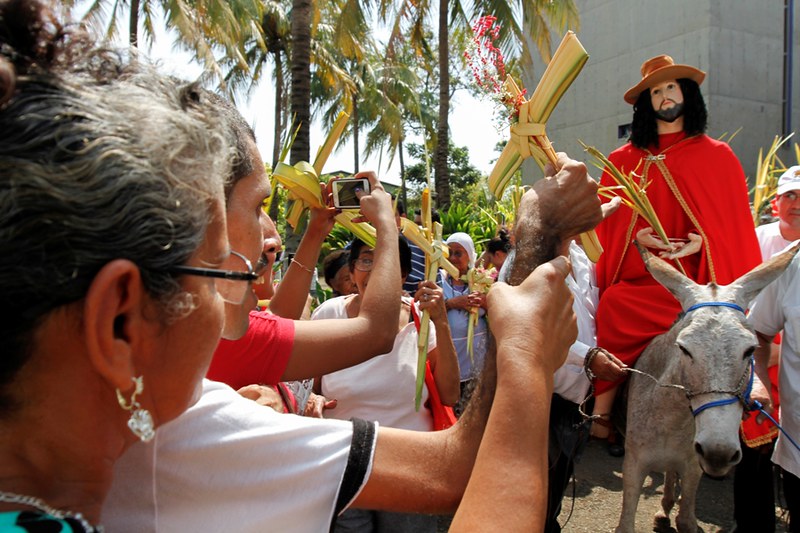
{"left": 414, "top": 208, "right": 440, "bottom": 223}
{"left": 0, "top": 0, "right": 232, "bottom": 411}
{"left": 487, "top": 227, "right": 512, "bottom": 254}
{"left": 322, "top": 249, "right": 350, "bottom": 288}
{"left": 395, "top": 198, "right": 407, "bottom": 217}
{"left": 629, "top": 78, "right": 708, "bottom": 150}
{"left": 349, "top": 236, "right": 412, "bottom": 279}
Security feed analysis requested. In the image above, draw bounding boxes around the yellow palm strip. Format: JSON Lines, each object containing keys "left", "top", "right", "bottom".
{"left": 415, "top": 222, "right": 444, "bottom": 411}
{"left": 313, "top": 111, "right": 349, "bottom": 175}
{"left": 752, "top": 134, "right": 793, "bottom": 225}
{"left": 399, "top": 218, "right": 458, "bottom": 278}
{"left": 486, "top": 31, "right": 601, "bottom": 261}
{"left": 271, "top": 111, "right": 376, "bottom": 245}
{"left": 583, "top": 142, "right": 686, "bottom": 275}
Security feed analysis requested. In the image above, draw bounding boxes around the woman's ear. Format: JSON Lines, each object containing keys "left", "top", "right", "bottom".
{"left": 82, "top": 259, "right": 148, "bottom": 393}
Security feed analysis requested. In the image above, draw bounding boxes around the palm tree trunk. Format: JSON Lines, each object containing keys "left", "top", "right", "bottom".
{"left": 353, "top": 100, "right": 360, "bottom": 173}
{"left": 290, "top": 0, "right": 312, "bottom": 165}
{"left": 434, "top": 0, "right": 450, "bottom": 209}
{"left": 272, "top": 49, "right": 284, "bottom": 170}
{"left": 286, "top": 0, "right": 312, "bottom": 255}
{"left": 399, "top": 138, "right": 407, "bottom": 209}
{"left": 129, "top": 0, "right": 139, "bottom": 47}
{"left": 268, "top": 51, "right": 284, "bottom": 224}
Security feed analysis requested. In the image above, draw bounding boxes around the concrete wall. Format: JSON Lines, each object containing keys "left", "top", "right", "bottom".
{"left": 523, "top": 0, "right": 800, "bottom": 185}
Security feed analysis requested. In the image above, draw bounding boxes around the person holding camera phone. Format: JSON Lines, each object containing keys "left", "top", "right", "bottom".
{"left": 311, "top": 235, "right": 460, "bottom": 532}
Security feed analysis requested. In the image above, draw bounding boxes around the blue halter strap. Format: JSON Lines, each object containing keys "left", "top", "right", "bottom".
{"left": 691, "top": 357, "right": 753, "bottom": 417}
{"left": 685, "top": 301, "right": 748, "bottom": 417}
{"left": 684, "top": 301, "right": 746, "bottom": 315}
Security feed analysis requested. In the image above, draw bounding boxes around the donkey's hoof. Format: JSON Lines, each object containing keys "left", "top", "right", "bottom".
{"left": 653, "top": 514, "right": 672, "bottom": 533}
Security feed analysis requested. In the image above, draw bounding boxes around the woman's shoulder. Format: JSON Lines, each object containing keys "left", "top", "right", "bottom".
{"left": 310, "top": 295, "right": 353, "bottom": 320}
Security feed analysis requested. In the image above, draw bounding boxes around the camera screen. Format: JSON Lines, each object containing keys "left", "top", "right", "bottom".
{"left": 335, "top": 179, "right": 366, "bottom": 208}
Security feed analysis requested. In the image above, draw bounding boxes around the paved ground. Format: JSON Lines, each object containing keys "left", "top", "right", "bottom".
{"left": 560, "top": 438, "right": 791, "bottom": 532}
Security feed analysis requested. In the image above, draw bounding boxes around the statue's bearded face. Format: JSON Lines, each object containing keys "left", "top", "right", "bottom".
{"left": 650, "top": 79, "right": 684, "bottom": 123}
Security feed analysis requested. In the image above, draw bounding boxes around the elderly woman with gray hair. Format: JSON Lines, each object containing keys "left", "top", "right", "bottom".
{"left": 442, "top": 232, "right": 489, "bottom": 413}
{"left": 0, "top": 1, "right": 239, "bottom": 530}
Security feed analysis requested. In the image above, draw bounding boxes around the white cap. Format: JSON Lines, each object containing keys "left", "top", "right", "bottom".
{"left": 777, "top": 165, "right": 800, "bottom": 196}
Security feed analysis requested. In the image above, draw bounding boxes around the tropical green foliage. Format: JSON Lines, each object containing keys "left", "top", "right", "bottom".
{"left": 404, "top": 141, "right": 482, "bottom": 203}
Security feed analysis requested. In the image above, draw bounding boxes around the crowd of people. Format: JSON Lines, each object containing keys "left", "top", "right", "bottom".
{"left": 0, "top": 1, "right": 798, "bottom": 532}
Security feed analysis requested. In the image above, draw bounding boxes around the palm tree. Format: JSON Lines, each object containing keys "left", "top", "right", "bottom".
{"left": 289, "top": 0, "right": 313, "bottom": 165}
{"left": 385, "top": 0, "right": 579, "bottom": 208}
{"left": 361, "top": 39, "right": 438, "bottom": 208}
{"left": 222, "top": 0, "right": 292, "bottom": 170}
{"left": 75, "top": 0, "right": 263, "bottom": 82}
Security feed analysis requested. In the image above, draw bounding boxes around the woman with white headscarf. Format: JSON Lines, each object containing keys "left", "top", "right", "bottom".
{"left": 442, "top": 232, "right": 488, "bottom": 413}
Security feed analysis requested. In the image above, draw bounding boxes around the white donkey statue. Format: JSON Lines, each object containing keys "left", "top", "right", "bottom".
{"left": 615, "top": 241, "right": 799, "bottom": 533}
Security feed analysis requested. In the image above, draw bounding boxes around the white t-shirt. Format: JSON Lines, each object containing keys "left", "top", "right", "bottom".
{"left": 748, "top": 253, "right": 800, "bottom": 478}
{"left": 102, "top": 379, "right": 376, "bottom": 533}
{"left": 311, "top": 295, "right": 435, "bottom": 431}
{"left": 756, "top": 221, "right": 793, "bottom": 260}
{"left": 553, "top": 242, "right": 597, "bottom": 404}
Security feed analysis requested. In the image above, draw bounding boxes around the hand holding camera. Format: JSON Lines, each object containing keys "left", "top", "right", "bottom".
{"left": 329, "top": 177, "right": 371, "bottom": 209}
{"left": 336, "top": 171, "right": 394, "bottom": 229}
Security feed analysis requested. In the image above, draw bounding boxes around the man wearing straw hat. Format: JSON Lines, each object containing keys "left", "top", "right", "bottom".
{"left": 590, "top": 55, "right": 762, "bottom": 450}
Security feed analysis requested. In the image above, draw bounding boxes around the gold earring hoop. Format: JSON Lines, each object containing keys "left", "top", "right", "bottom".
{"left": 116, "top": 376, "right": 155, "bottom": 442}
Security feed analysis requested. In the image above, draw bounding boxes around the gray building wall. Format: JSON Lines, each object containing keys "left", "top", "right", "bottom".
{"left": 523, "top": 0, "right": 800, "bottom": 185}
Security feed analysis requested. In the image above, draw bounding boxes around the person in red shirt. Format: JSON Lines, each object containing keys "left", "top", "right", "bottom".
{"left": 592, "top": 55, "right": 762, "bottom": 452}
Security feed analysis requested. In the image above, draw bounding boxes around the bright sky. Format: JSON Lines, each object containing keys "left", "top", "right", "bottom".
{"left": 73, "top": 4, "right": 504, "bottom": 186}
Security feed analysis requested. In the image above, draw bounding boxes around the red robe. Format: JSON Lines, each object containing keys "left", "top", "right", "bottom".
{"left": 594, "top": 131, "right": 761, "bottom": 394}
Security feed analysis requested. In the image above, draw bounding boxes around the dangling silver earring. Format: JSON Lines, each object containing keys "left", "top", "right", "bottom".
{"left": 116, "top": 376, "right": 155, "bottom": 442}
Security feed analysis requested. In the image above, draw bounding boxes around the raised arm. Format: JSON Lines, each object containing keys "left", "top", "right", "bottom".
{"left": 449, "top": 256, "right": 575, "bottom": 530}
{"left": 416, "top": 280, "right": 460, "bottom": 406}
{"left": 352, "top": 153, "right": 607, "bottom": 519}
{"left": 280, "top": 171, "right": 401, "bottom": 380}
{"left": 508, "top": 153, "right": 616, "bottom": 285}
{"left": 269, "top": 203, "right": 336, "bottom": 319}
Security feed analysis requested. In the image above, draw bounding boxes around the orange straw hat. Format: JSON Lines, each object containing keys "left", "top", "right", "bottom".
{"left": 623, "top": 55, "right": 706, "bottom": 105}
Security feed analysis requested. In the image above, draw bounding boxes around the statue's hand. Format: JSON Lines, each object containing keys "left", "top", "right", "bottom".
{"left": 659, "top": 232, "right": 702, "bottom": 259}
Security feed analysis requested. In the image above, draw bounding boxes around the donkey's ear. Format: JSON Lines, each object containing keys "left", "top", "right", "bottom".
{"left": 635, "top": 241, "right": 700, "bottom": 306}
{"left": 730, "top": 242, "right": 800, "bottom": 307}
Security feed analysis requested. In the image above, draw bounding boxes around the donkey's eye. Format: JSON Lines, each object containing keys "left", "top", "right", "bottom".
{"left": 677, "top": 344, "right": 693, "bottom": 358}
{"left": 743, "top": 346, "right": 755, "bottom": 359}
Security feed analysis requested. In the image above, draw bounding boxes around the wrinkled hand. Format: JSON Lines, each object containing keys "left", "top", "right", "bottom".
{"left": 415, "top": 281, "right": 446, "bottom": 320}
{"left": 488, "top": 255, "right": 576, "bottom": 374}
{"left": 348, "top": 171, "right": 395, "bottom": 227}
{"left": 237, "top": 384, "right": 285, "bottom": 413}
{"left": 588, "top": 347, "right": 627, "bottom": 382}
{"left": 303, "top": 393, "right": 337, "bottom": 418}
{"left": 528, "top": 153, "right": 606, "bottom": 240}
{"left": 445, "top": 293, "right": 471, "bottom": 311}
{"left": 468, "top": 291, "right": 487, "bottom": 310}
{"left": 746, "top": 374, "right": 773, "bottom": 424}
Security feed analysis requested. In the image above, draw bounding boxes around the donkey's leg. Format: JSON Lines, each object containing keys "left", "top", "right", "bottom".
{"left": 675, "top": 464, "right": 702, "bottom": 533}
{"left": 653, "top": 471, "right": 677, "bottom": 532}
{"left": 615, "top": 453, "right": 647, "bottom": 533}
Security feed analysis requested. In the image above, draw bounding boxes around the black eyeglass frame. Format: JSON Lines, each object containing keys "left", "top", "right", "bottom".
{"left": 169, "top": 250, "right": 258, "bottom": 282}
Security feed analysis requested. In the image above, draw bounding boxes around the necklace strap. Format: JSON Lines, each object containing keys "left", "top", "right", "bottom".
{"left": 0, "top": 491, "right": 102, "bottom": 532}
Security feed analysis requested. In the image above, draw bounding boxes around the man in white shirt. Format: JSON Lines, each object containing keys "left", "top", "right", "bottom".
{"left": 748, "top": 249, "right": 800, "bottom": 533}
{"left": 744, "top": 167, "right": 800, "bottom": 533}
{"left": 755, "top": 165, "right": 800, "bottom": 258}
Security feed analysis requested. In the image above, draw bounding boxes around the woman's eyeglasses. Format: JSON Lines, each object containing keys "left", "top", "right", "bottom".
{"left": 354, "top": 258, "right": 374, "bottom": 272}
{"left": 170, "top": 250, "right": 257, "bottom": 304}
